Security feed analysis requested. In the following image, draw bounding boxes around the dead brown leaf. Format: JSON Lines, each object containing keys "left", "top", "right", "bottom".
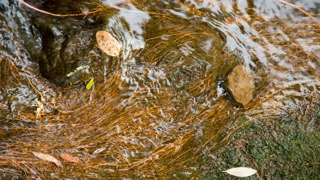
{"left": 96, "top": 30, "right": 121, "bottom": 57}
{"left": 32, "top": 152, "right": 62, "bottom": 167}
{"left": 60, "top": 153, "right": 83, "bottom": 165}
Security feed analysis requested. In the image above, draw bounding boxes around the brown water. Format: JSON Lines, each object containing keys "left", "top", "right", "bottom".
{"left": 0, "top": 0, "right": 319, "bottom": 178}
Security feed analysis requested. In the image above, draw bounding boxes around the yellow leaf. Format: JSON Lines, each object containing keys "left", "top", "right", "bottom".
{"left": 96, "top": 31, "right": 121, "bottom": 57}
{"left": 86, "top": 77, "right": 94, "bottom": 90}
{"left": 32, "top": 152, "right": 62, "bottom": 167}
{"left": 66, "top": 65, "right": 89, "bottom": 77}
{"left": 223, "top": 167, "right": 257, "bottom": 177}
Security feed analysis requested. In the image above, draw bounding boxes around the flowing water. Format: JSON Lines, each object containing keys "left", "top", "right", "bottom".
{"left": 0, "top": 0, "right": 319, "bottom": 178}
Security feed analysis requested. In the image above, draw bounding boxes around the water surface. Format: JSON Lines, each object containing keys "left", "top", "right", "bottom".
{"left": 0, "top": 0, "right": 319, "bottom": 178}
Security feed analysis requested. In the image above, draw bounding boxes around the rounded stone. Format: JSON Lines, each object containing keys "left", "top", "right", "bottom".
{"left": 227, "top": 65, "right": 255, "bottom": 106}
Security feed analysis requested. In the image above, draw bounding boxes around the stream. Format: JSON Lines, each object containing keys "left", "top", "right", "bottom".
{"left": 0, "top": 0, "right": 319, "bottom": 178}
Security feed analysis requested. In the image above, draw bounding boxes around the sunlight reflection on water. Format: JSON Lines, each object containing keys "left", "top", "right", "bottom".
{"left": 0, "top": 0, "right": 319, "bottom": 178}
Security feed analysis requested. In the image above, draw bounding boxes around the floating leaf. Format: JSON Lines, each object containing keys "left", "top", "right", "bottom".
{"left": 96, "top": 30, "right": 120, "bottom": 57}
{"left": 32, "top": 152, "right": 62, "bottom": 167}
{"left": 93, "top": 147, "right": 106, "bottom": 155}
{"left": 223, "top": 167, "right": 257, "bottom": 177}
{"left": 86, "top": 77, "right": 94, "bottom": 90}
{"left": 60, "top": 154, "right": 83, "bottom": 165}
{"left": 66, "top": 65, "right": 90, "bottom": 77}
{"left": 35, "top": 99, "right": 44, "bottom": 118}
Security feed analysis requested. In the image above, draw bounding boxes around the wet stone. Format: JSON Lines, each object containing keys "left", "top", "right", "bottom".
{"left": 32, "top": 2, "right": 115, "bottom": 87}
{"left": 227, "top": 65, "right": 255, "bottom": 106}
{"left": 37, "top": 22, "right": 104, "bottom": 86}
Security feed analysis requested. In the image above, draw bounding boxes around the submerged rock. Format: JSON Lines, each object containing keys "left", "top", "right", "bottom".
{"left": 227, "top": 65, "right": 255, "bottom": 106}
{"left": 32, "top": 1, "right": 118, "bottom": 87}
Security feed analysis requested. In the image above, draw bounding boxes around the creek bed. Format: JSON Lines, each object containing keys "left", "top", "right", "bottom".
{"left": 0, "top": 0, "right": 319, "bottom": 179}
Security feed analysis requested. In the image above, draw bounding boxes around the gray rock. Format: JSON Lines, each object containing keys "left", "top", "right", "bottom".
{"left": 32, "top": 1, "right": 118, "bottom": 87}
{"left": 227, "top": 65, "right": 255, "bottom": 106}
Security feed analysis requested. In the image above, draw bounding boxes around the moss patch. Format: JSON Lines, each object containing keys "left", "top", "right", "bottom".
{"left": 200, "top": 104, "right": 320, "bottom": 179}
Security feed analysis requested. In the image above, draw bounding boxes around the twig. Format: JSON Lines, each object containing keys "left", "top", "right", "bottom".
{"left": 18, "top": 0, "right": 100, "bottom": 17}
{"left": 278, "top": 0, "right": 315, "bottom": 20}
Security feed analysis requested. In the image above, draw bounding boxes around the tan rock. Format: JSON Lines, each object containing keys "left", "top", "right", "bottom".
{"left": 227, "top": 65, "right": 255, "bottom": 106}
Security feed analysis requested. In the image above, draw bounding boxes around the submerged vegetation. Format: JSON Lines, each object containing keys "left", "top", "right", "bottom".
{"left": 0, "top": 0, "right": 319, "bottom": 178}
{"left": 205, "top": 94, "right": 320, "bottom": 179}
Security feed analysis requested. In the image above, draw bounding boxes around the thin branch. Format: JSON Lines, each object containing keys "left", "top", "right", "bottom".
{"left": 18, "top": 0, "right": 101, "bottom": 17}
{"left": 278, "top": 0, "right": 315, "bottom": 20}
